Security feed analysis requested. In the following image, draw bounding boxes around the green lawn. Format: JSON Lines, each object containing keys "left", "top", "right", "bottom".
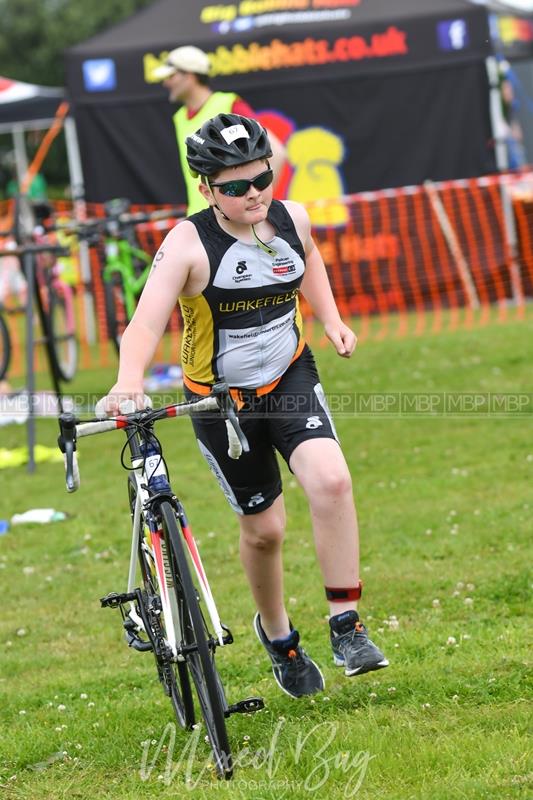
{"left": 0, "top": 318, "right": 531, "bottom": 799}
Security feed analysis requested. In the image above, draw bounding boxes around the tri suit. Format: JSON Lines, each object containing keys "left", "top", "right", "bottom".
{"left": 182, "top": 200, "right": 338, "bottom": 515}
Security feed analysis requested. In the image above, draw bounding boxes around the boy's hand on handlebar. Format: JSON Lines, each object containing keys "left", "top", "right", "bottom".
{"left": 95, "top": 388, "right": 152, "bottom": 417}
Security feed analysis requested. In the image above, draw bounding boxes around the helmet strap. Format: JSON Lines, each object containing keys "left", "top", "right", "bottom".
{"left": 206, "top": 178, "right": 230, "bottom": 220}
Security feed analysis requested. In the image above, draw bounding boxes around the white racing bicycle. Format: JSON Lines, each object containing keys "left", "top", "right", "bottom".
{"left": 57, "top": 383, "right": 264, "bottom": 780}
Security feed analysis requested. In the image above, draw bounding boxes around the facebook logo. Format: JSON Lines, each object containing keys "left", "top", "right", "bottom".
{"left": 437, "top": 19, "right": 470, "bottom": 51}
{"left": 82, "top": 59, "right": 117, "bottom": 92}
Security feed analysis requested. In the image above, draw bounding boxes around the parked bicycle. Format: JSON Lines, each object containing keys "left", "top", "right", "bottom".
{"left": 57, "top": 383, "right": 264, "bottom": 779}
{"left": 0, "top": 196, "right": 77, "bottom": 382}
{"left": 52, "top": 199, "right": 183, "bottom": 353}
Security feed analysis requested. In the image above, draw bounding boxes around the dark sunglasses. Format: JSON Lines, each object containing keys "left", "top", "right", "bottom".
{"left": 209, "top": 168, "right": 274, "bottom": 197}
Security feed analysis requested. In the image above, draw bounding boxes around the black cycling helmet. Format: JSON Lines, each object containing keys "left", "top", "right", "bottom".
{"left": 186, "top": 113, "right": 272, "bottom": 177}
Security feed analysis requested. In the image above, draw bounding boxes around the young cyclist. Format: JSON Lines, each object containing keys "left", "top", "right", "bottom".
{"left": 98, "top": 114, "right": 388, "bottom": 698}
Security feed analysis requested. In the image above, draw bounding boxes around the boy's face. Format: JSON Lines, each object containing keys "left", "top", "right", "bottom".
{"left": 199, "top": 159, "right": 273, "bottom": 225}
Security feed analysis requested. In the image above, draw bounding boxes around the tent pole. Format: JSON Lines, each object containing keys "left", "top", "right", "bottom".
{"left": 12, "top": 126, "right": 29, "bottom": 188}
{"left": 64, "top": 116, "right": 96, "bottom": 344}
{"left": 485, "top": 55, "right": 524, "bottom": 306}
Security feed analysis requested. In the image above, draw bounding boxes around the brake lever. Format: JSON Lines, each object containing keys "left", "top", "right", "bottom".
{"left": 57, "top": 412, "right": 78, "bottom": 492}
{"left": 211, "top": 381, "right": 250, "bottom": 454}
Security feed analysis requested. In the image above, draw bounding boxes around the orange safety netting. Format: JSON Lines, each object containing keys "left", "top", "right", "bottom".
{"left": 1, "top": 169, "right": 532, "bottom": 379}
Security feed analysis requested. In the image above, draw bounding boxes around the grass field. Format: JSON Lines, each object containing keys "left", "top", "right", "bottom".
{"left": 0, "top": 318, "right": 531, "bottom": 799}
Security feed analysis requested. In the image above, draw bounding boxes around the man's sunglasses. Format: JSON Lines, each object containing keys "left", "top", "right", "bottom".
{"left": 209, "top": 168, "right": 274, "bottom": 197}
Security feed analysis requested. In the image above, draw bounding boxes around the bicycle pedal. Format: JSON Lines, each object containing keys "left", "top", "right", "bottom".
{"left": 225, "top": 697, "right": 265, "bottom": 717}
{"left": 100, "top": 590, "right": 137, "bottom": 608}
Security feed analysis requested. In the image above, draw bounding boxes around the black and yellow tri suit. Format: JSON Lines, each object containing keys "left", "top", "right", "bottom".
{"left": 182, "top": 200, "right": 337, "bottom": 515}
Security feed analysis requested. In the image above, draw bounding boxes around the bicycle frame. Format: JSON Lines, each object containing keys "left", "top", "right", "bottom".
{"left": 102, "top": 236, "right": 152, "bottom": 320}
{"left": 126, "top": 446, "right": 227, "bottom": 649}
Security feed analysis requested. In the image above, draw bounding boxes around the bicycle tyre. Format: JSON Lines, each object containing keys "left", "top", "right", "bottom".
{"left": 104, "top": 274, "right": 129, "bottom": 353}
{"left": 128, "top": 478, "right": 195, "bottom": 730}
{"left": 0, "top": 313, "right": 11, "bottom": 381}
{"left": 160, "top": 501, "right": 232, "bottom": 779}
{"left": 47, "top": 290, "right": 77, "bottom": 382}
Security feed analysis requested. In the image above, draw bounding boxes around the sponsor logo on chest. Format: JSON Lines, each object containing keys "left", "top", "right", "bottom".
{"left": 272, "top": 256, "right": 297, "bottom": 276}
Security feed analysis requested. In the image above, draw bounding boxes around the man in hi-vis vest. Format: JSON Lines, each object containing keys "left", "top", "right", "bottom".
{"left": 153, "top": 46, "right": 286, "bottom": 216}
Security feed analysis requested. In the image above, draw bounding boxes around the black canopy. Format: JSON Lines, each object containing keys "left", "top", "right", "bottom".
{"left": 65, "top": 0, "right": 495, "bottom": 203}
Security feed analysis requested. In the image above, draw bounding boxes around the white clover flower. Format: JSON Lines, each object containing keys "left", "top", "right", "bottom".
{"left": 446, "top": 636, "right": 457, "bottom": 646}
{"left": 387, "top": 687, "right": 396, "bottom": 693}
{"left": 18, "top": 710, "right": 26, "bottom": 715}
{"left": 22, "top": 566, "right": 35, "bottom": 575}
{"left": 421, "top": 703, "right": 431, "bottom": 709}
{"left": 432, "top": 599, "right": 440, "bottom": 607}
{"left": 464, "top": 597, "right": 474, "bottom": 606}
{"left": 57, "top": 704, "right": 66, "bottom": 712}
{"left": 466, "top": 583, "right": 475, "bottom": 591}
{"left": 16, "top": 628, "right": 27, "bottom": 637}
{"left": 87, "top": 702, "right": 95, "bottom": 708}
{"left": 369, "top": 692, "right": 377, "bottom": 699}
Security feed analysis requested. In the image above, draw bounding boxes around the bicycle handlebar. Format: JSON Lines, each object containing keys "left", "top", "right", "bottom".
{"left": 57, "top": 382, "right": 249, "bottom": 493}
{"left": 44, "top": 206, "right": 185, "bottom": 241}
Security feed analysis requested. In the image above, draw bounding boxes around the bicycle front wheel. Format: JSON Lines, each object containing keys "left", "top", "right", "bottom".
{"left": 0, "top": 313, "right": 10, "bottom": 381}
{"left": 160, "top": 502, "right": 232, "bottom": 779}
{"left": 128, "top": 477, "right": 194, "bottom": 730}
{"left": 47, "top": 290, "right": 77, "bottom": 382}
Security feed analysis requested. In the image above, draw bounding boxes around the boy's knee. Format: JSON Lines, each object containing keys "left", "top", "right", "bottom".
{"left": 240, "top": 513, "right": 285, "bottom": 551}
{"left": 312, "top": 466, "right": 352, "bottom": 503}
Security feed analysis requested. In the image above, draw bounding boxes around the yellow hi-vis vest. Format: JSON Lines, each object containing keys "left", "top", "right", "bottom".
{"left": 174, "top": 92, "right": 238, "bottom": 216}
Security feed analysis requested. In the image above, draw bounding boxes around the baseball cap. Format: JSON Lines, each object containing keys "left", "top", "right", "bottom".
{"left": 153, "top": 46, "right": 210, "bottom": 80}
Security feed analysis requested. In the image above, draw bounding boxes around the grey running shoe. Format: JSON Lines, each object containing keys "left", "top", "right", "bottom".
{"left": 330, "top": 610, "right": 389, "bottom": 677}
{"left": 253, "top": 613, "right": 325, "bottom": 698}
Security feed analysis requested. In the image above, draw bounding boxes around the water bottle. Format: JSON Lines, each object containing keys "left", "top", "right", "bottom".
{"left": 141, "top": 440, "right": 171, "bottom": 494}
{"left": 11, "top": 509, "right": 68, "bottom": 525}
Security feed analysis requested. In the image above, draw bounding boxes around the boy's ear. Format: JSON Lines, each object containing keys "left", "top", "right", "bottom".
{"left": 198, "top": 180, "right": 215, "bottom": 205}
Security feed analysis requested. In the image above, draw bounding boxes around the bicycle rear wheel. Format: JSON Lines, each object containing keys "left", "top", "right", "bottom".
{"left": 128, "top": 478, "right": 195, "bottom": 730}
{"left": 0, "top": 313, "right": 10, "bottom": 381}
{"left": 160, "top": 501, "right": 232, "bottom": 779}
{"left": 104, "top": 274, "right": 129, "bottom": 353}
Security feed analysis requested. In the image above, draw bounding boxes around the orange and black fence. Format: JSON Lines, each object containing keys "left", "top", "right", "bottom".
{"left": 1, "top": 169, "right": 532, "bottom": 378}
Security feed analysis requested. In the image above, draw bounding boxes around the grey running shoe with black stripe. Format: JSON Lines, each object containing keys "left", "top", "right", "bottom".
{"left": 330, "top": 610, "right": 389, "bottom": 676}
{"left": 253, "top": 613, "right": 325, "bottom": 698}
